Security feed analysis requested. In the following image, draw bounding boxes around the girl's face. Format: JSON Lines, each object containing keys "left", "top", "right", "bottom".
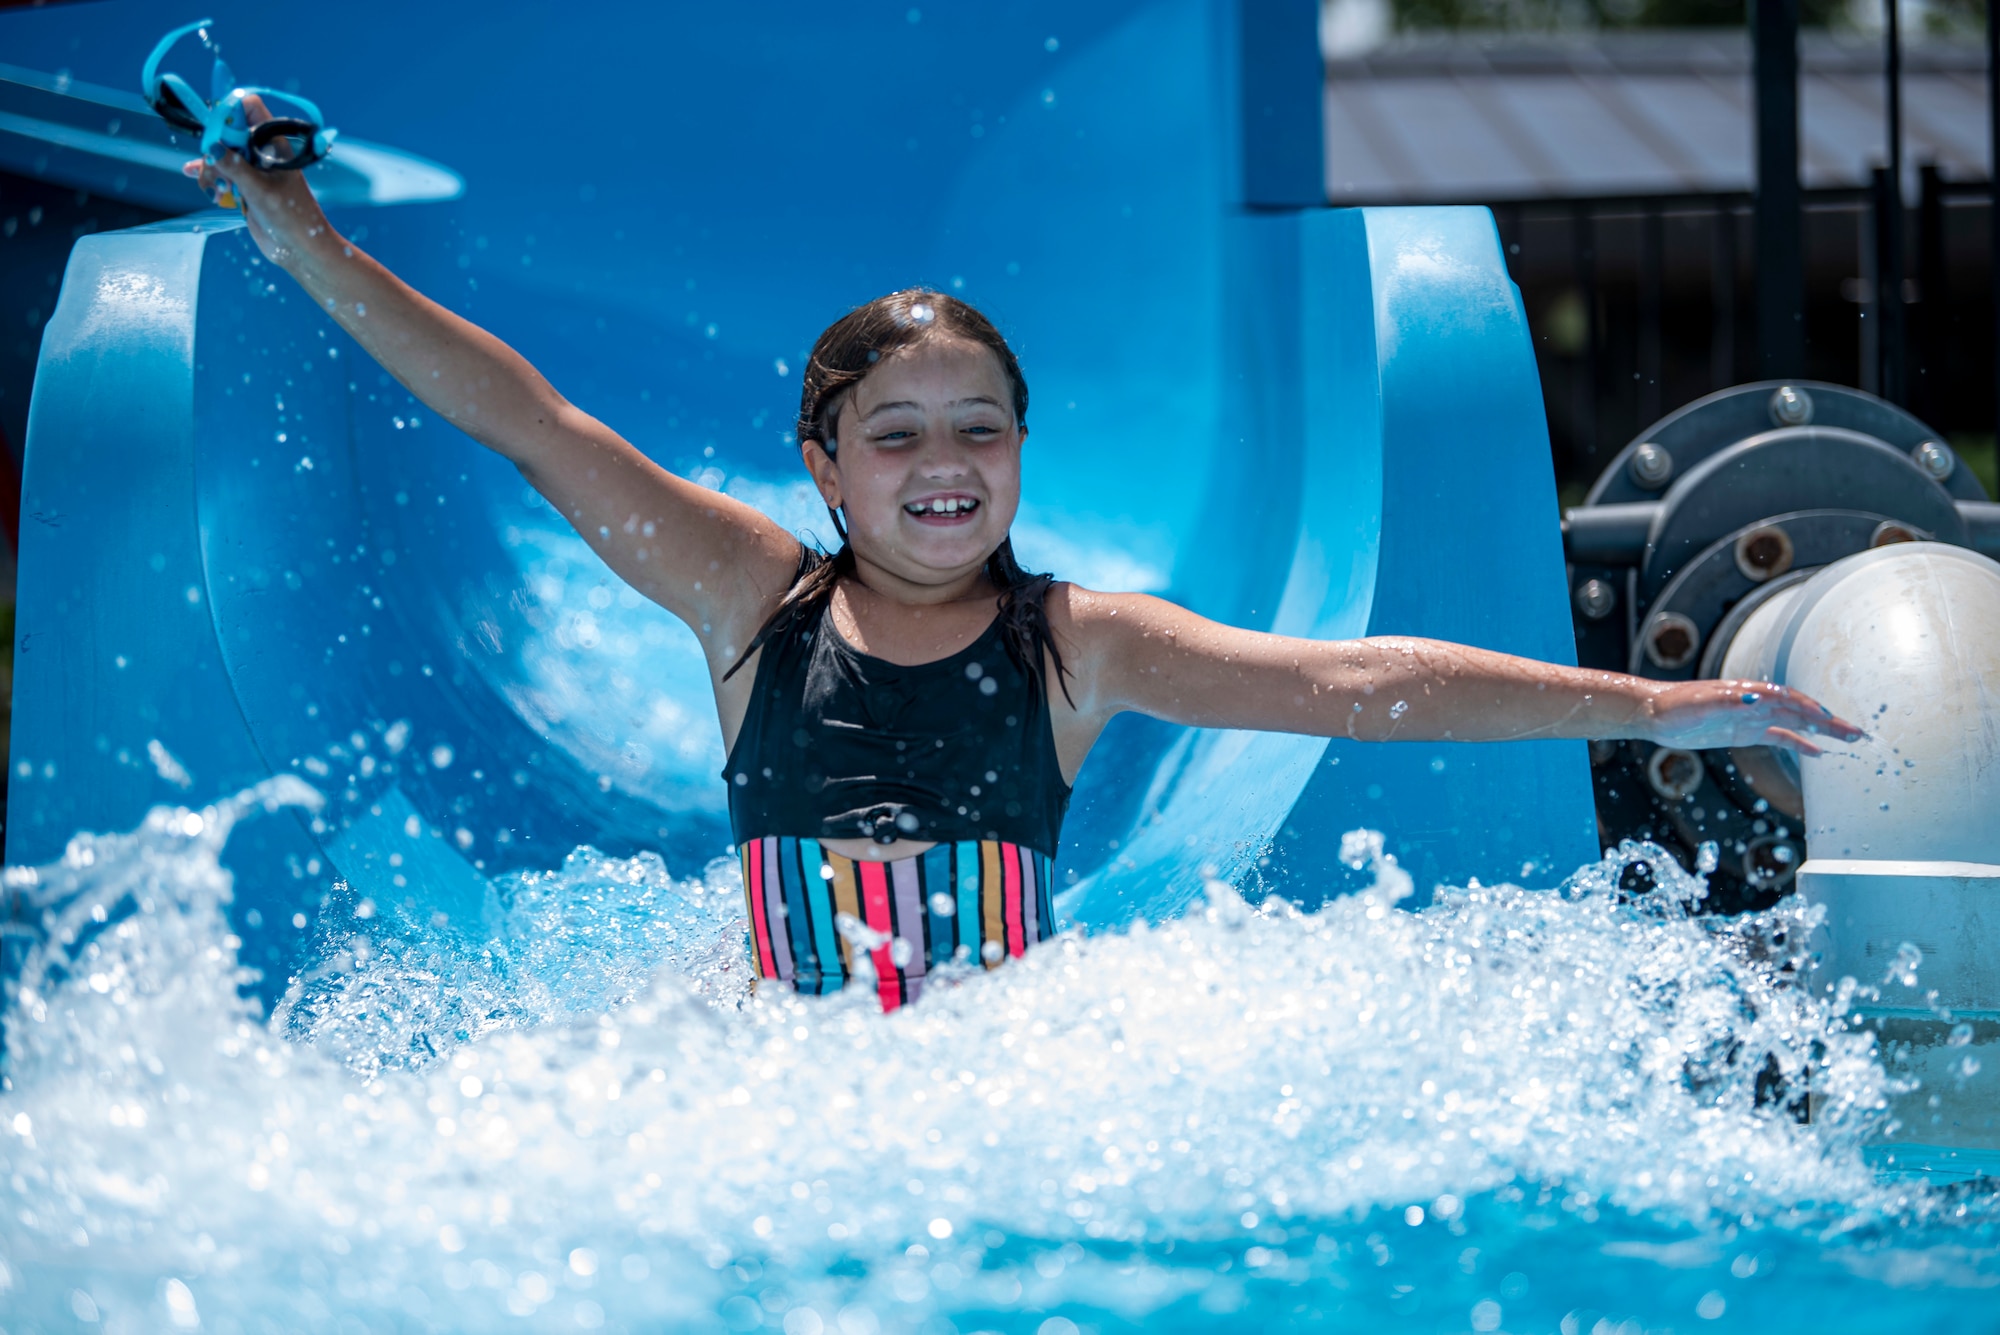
{"left": 805, "top": 336, "right": 1023, "bottom": 595}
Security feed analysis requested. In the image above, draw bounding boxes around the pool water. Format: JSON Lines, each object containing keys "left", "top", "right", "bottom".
{"left": 1, "top": 783, "right": 1995, "bottom": 1334}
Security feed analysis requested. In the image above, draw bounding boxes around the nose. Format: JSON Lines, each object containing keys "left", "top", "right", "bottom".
{"left": 917, "top": 436, "right": 971, "bottom": 478}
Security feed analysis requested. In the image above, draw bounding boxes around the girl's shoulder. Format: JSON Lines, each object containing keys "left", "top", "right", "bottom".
{"left": 1042, "top": 583, "right": 1188, "bottom": 648}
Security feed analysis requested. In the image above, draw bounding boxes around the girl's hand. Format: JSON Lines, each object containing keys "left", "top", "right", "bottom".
{"left": 181, "top": 94, "right": 332, "bottom": 269}
{"left": 1646, "top": 679, "right": 1865, "bottom": 755}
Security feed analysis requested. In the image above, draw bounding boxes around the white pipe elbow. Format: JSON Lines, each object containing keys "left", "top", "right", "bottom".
{"left": 1722, "top": 544, "right": 2000, "bottom": 866}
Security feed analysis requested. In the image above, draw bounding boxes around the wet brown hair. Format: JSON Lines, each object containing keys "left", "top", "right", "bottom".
{"left": 725, "top": 288, "right": 1069, "bottom": 700}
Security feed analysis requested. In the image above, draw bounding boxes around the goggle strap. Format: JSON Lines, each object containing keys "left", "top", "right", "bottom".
{"left": 140, "top": 26, "right": 335, "bottom": 170}
{"left": 209, "top": 57, "right": 237, "bottom": 106}
{"left": 140, "top": 17, "right": 213, "bottom": 100}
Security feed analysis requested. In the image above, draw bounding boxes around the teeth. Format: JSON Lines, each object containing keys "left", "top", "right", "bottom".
{"left": 907, "top": 497, "right": 977, "bottom": 516}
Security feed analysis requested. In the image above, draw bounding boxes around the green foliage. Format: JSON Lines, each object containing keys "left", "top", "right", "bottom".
{"left": 1919, "top": 0, "right": 1987, "bottom": 38}
{"left": 1951, "top": 434, "right": 1999, "bottom": 502}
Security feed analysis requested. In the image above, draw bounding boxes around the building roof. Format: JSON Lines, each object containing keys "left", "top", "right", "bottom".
{"left": 1323, "top": 30, "right": 1989, "bottom": 204}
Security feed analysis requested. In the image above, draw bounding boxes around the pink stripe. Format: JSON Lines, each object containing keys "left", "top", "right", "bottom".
{"left": 1002, "top": 842, "right": 1025, "bottom": 958}
{"left": 745, "top": 843, "right": 776, "bottom": 979}
{"left": 858, "top": 861, "right": 902, "bottom": 1011}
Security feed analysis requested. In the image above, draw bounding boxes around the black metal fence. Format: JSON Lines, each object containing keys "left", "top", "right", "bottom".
{"left": 1494, "top": 173, "right": 1997, "bottom": 502}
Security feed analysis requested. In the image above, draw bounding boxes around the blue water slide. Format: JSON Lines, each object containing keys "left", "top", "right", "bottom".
{"left": 5, "top": 0, "right": 1593, "bottom": 994}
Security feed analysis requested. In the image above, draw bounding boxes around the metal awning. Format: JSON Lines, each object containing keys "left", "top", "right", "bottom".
{"left": 1323, "top": 30, "right": 1988, "bottom": 204}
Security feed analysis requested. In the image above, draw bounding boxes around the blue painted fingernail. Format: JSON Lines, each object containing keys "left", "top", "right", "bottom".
{"left": 1741, "top": 693, "right": 1757, "bottom": 704}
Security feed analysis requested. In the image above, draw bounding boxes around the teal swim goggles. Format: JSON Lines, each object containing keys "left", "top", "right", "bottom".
{"left": 141, "top": 18, "right": 337, "bottom": 171}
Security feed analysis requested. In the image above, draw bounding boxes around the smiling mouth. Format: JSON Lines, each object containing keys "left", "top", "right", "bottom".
{"left": 904, "top": 496, "right": 981, "bottom": 520}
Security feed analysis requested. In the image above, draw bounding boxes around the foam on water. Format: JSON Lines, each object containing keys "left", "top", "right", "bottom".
{"left": 1, "top": 787, "right": 1996, "bottom": 1334}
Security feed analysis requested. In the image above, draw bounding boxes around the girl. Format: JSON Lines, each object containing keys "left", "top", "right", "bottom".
{"left": 191, "top": 140, "right": 1860, "bottom": 1011}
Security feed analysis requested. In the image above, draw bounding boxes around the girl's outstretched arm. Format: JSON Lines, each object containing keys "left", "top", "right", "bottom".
{"left": 1053, "top": 588, "right": 1865, "bottom": 754}
{"left": 190, "top": 137, "right": 800, "bottom": 671}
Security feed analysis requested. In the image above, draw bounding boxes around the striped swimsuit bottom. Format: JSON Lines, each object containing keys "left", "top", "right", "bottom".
{"left": 738, "top": 837, "right": 1057, "bottom": 1011}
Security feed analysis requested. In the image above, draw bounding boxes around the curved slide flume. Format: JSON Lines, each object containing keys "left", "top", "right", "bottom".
{"left": 7, "top": 0, "right": 1592, "bottom": 1003}
{"left": 8, "top": 202, "right": 1592, "bottom": 999}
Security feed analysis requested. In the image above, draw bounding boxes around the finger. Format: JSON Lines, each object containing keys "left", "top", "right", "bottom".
{"left": 212, "top": 150, "right": 259, "bottom": 195}
{"left": 1764, "top": 726, "right": 1823, "bottom": 757}
{"left": 1740, "top": 683, "right": 1868, "bottom": 742}
{"left": 1781, "top": 702, "right": 1867, "bottom": 741}
{"left": 240, "top": 91, "right": 272, "bottom": 126}
{"left": 182, "top": 157, "right": 203, "bottom": 179}
{"left": 1773, "top": 689, "right": 1867, "bottom": 740}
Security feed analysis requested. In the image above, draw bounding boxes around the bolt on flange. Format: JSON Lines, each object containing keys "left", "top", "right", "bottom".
{"left": 1913, "top": 439, "right": 1956, "bottom": 481}
{"left": 1574, "top": 577, "right": 1617, "bottom": 620}
{"left": 1870, "top": 519, "right": 1927, "bottom": 548}
{"left": 1743, "top": 833, "right": 1801, "bottom": 889}
{"left": 1769, "top": 385, "right": 1814, "bottom": 426}
{"left": 1643, "top": 611, "right": 1702, "bottom": 671}
{"left": 1733, "top": 525, "right": 1795, "bottom": 582}
{"left": 1646, "top": 746, "right": 1704, "bottom": 801}
{"left": 1627, "top": 442, "right": 1674, "bottom": 490}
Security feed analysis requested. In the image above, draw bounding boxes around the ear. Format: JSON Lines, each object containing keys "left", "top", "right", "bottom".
{"left": 801, "top": 439, "right": 842, "bottom": 511}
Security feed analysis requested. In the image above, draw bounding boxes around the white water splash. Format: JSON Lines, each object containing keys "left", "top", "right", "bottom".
{"left": 0, "top": 792, "right": 1990, "bottom": 1333}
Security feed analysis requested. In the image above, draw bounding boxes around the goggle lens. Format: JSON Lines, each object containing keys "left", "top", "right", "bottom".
{"left": 148, "top": 74, "right": 206, "bottom": 133}
{"left": 248, "top": 117, "right": 326, "bottom": 171}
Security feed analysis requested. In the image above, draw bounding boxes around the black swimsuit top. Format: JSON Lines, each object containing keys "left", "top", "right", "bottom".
{"left": 724, "top": 586, "right": 1072, "bottom": 856}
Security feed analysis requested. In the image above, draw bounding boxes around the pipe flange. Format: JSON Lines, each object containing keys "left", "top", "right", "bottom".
{"left": 1569, "top": 383, "right": 1982, "bottom": 907}
{"left": 1638, "top": 427, "right": 1965, "bottom": 603}
{"left": 1697, "top": 565, "right": 1818, "bottom": 680}
{"left": 1581, "top": 382, "right": 1982, "bottom": 510}
{"left": 1633, "top": 511, "right": 1890, "bottom": 681}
